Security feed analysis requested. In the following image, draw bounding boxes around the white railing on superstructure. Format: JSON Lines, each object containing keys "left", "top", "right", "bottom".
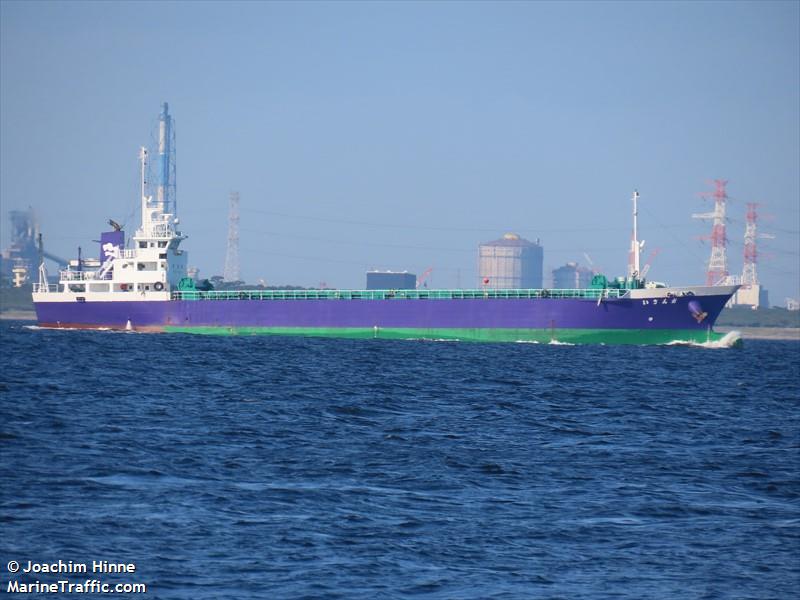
{"left": 149, "top": 222, "right": 177, "bottom": 238}
{"left": 140, "top": 214, "right": 179, "bottom": 240}
{"left": 33, "top": 283, "right": 58, "bottom": 293}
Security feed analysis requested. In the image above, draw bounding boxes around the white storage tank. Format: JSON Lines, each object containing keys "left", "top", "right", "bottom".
{"left": 478, "top": 233, "right": 543, "bottom": 289}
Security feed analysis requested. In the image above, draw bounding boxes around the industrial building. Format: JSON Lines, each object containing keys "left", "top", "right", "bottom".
{"left": 1, "top": 208, "right": 39, "bottom": 287}
{"left": 366, "top": 270, "right": 417, "bottom": 290}
{"left": 552, "top": 262, "right": 593, "bottom": 289}
{"left": 478, "top": 233, "right": 543, "bottom": 289}
{"left": 729, "top": 284, "right": 769, "bottom": 309}
{"left": 1, "top": 208, "right": 67, "bottom": 287}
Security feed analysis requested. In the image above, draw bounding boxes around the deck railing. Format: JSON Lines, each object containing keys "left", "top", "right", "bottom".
{"left": 171, "top": 288, "right": 628, "bottom": 302}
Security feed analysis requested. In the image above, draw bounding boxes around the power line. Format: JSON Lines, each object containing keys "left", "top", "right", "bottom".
{"left": 238, "top": 226, "right": 636, "bottom": 254}
{"left": 239, "top": 227, "right": 474, "bottom": 253}
{"left": 239, "top": 206, "right": 686, "bottom": 234}
{"left": 240, "top": 246, "right": 466, "bottom": 272}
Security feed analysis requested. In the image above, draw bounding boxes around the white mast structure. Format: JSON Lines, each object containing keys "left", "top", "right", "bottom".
{"left": 139, "top": 146, "right": 152, "bottom": 234}
{"left": 628, "top": 190, "right": 645, "bottom": 281}
{"left": 36, "top": 233, "right": 49, "bottom": 293}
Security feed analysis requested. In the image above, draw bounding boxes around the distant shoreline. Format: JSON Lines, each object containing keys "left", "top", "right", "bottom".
{"left": 0, "top": 310, "right": 36, "bottom": 320}
{"left": 716, "top": 327, "right": 800, "bottom": 341}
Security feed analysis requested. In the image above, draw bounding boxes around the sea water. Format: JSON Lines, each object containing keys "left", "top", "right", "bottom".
{"left": 1, "top": 321, "right": 798, "bottom": 599}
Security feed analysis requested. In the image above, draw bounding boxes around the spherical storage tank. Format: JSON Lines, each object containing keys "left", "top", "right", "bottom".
{"left": 478, "top": 233, "right": 543, "bottom": 289}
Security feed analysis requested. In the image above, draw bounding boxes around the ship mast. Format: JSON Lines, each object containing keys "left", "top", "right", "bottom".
{"left": 36, "top": 233, "right": 48, "bottom": 293}
{"left": 628, "top": 190, "right": 644, "bottom": 281}
{"left": 139, "top": 146, "right": 149, "bottom": 233}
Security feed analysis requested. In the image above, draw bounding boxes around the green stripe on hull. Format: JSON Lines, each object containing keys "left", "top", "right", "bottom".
{"left": 163, "top": 326, "right": 733, "bottom": 345}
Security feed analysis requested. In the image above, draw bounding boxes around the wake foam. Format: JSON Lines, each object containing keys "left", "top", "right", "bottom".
{"left": 665, "top": 330, "right": 742, "bottom": 349}
{"left": 23, "top": 325, "right": 142, "bottom": 334}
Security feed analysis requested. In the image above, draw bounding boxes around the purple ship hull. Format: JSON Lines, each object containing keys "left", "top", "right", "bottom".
{"left": 33, "top": 291, "right": 735, "bottom": 344}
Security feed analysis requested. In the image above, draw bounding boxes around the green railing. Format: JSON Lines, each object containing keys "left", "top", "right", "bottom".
{"left": 171, "top": 288, "right": 628, "bottom": 301}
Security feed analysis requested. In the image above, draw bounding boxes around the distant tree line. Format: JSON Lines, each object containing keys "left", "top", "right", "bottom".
{"left": 716, "top": 306, "right": 800, "bottom": 328}
{"left": 207, "top": 276, "right": 308, "bottom": 291}
{"left": 0, "top": 286, "right": 34, "bottom": 311}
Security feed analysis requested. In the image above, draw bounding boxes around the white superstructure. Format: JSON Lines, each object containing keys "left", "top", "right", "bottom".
{"left": 33, "top": 104, "right": 187, "bottom": 303}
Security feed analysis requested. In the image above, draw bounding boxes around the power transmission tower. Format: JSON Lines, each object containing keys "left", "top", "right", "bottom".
{"left": 741, "top": 202, "right": 774, "bottom": 285}
{"left": 692, "top": 179, "right": 729, "bottom": 286}
{"left": 224, "top": 192, "right": 241, "bottom": 282}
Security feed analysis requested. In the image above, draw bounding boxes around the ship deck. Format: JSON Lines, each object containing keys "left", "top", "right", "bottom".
{"left": 171, "top": 288, "right": 630, "bottom": 301}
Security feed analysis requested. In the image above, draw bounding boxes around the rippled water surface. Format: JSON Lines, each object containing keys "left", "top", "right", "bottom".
{"left": 1, "top": 321, "right": 798, "bottom": 599}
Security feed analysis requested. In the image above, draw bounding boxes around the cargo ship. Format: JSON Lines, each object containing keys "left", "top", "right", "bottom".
{"left": 32, "top": 104, "right": 739, "bottom": 344}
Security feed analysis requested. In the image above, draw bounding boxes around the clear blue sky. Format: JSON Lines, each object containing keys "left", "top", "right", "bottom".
{"left": 2, "top": 1, "right": 798, "bottom": 301}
